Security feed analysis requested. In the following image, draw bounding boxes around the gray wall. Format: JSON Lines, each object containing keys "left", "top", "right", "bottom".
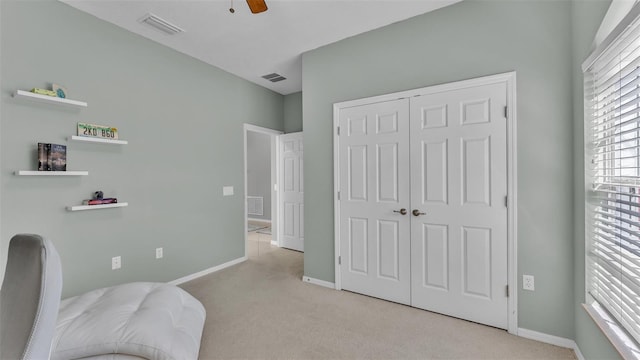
{"left": 284, "top": 91, "right": 302, "bottom": 133}
{"left": 302, "top": 0, "right": 577, "bottom": 340}
{"left": 572, "top": 1, "right": 620, "bottom": 358}
{"left": 1, "top": 0, "right": 283, "bottom": 298}
{"left": 247, "top": 131, "right": 271, "bottom": 221}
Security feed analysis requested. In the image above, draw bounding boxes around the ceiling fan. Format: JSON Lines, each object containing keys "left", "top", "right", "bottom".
{"left": 229, "top": 0, "right": 268, "bottom": 14}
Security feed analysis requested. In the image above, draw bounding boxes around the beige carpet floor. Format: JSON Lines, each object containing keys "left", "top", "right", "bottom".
{"left": 180, "top": 235, "right": 576, "bottom": 359}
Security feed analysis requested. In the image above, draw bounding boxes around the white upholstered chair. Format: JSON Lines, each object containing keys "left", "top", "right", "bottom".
{"left": 0, "top": 234, "right": 63, "bottom": 360}
{"left": 0, "top": 234, "right": 205, "bottom": 360}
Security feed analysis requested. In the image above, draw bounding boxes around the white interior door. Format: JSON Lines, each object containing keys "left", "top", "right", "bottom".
{"left": 279, "top": 132, "right": 304, "bottom": 251}
{"left": 338, "top": 99, "right": 411, "bottom": 305}
{"left": 409, "top": 82, "right": 508, "bottom": 329}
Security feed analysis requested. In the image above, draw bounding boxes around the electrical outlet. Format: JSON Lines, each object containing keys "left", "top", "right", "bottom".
{"left": 112, "top": 256, "right": 121, "bottom": 270}
{"left": 523, "top": 274, "right": 535, "bottom": 291}
{"left": 156, "top": 247, "right": 163, "bottom": 259}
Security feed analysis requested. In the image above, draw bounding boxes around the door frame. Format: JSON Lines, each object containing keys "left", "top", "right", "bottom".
{"left": 332, "top": 72, "right": 518, "bottom": 334}
{"left": 243, "top": 124, "right": 283, "bottom": 257}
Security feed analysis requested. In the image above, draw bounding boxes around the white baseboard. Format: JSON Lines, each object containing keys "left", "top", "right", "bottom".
{"left": 248, "top": 218, "right": 271, "bottom": 224}
{"left": 302, "top": 276, "right": 335, "bottom": 289}
{"left": 573, "top": 343, "right": 585, "bottom": 360}
{"left": 270, "top": 240, "right": 278, "bottom": 246}
{"left": 169, "top": 256, "right": 247, "bottom": 285}
{"left": 518, "top": 328, "right": 583, "bottom": 359}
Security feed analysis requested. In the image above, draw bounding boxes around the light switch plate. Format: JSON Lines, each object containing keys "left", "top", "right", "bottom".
{"left": 223, "top": 186, "right": 234, "bottom": 196}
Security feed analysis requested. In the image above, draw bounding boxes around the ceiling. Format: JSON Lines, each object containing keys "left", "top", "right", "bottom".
{"left": 60, "top": 0, "right": 461, "bottom": 95}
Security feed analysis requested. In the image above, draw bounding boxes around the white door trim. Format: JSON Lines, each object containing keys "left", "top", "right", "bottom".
{"left": 332, "top": 72, "right": 518, "bottom": 334}
{"left": 243, "top": 124, "right": 283, "bottom": 257}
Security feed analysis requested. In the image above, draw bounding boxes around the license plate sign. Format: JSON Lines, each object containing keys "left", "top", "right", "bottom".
{"left": 77, "top": 123, "right": 118, "bottom": 140}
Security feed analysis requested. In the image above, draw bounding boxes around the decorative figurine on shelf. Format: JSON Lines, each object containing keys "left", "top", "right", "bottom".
{"left": 52, "top": 84, "right": 67, "bottom": 99}
{"left": 94, "top": 191, "right": 104, "bottom": 200}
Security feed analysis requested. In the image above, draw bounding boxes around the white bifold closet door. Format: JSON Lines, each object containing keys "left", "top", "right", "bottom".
{"left": 338, "top": 82, "right": 509, "bottom": 329}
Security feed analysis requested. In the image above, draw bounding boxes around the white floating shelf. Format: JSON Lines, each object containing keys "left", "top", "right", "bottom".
{"left": 15, "top": 170, "right": 89, "bottom": 176}
{"left": 69, "top": 136, "right": 128, "bottom": 145}
{"left": 67, "top": 202, "right": 128, "bottom": 212}
{"left": 13, "top": 90, "right": 87, "bottom": 108}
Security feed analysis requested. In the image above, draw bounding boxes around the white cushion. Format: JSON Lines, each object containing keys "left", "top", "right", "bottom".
{"left": 52, "top": 282, "right": 205, "bottom": 360}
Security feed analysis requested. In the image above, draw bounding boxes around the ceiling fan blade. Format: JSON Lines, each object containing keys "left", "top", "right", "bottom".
{"left": 246, "top": 0, "right": 267, "bottom": 14}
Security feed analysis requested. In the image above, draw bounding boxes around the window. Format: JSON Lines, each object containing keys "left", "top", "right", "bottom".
{"left": 584, "top": 4, "right": 640, "bottom": 357}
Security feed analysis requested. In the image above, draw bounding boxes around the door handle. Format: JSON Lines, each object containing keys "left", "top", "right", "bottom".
{"left": 412, "top": 209, "right": 426, "bottom": 216}
{"left": 393, "top": 208, "right": 407, "bottom": 215}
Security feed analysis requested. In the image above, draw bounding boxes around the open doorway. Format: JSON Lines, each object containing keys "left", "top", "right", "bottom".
{"left": 243, "top": 124, "right": 282, "bottom": 259}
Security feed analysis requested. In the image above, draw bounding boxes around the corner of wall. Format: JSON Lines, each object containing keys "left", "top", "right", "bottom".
{"left": 284, "top": 91, "right": 303, "bottom": 133}
{"left": 571, "top": 0, "right": 621, "bottom": 358}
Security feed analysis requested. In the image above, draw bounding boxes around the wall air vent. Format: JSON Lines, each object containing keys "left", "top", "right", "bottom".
{"left": 139, "top": 13, "right": 184, "bottom": 35}
{"left": 262, "top": 73, "right": 286, "bottom": 83}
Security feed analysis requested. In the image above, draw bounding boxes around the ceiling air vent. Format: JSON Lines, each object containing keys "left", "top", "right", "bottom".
{"left": 262, "top": 73, "right": 286, "bottom": 83}
{"left": 139, "top": 13, "right": 184, "bottom": 35}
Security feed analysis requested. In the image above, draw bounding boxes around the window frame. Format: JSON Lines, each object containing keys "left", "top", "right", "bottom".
{"left": 583, "top": 3, "right": 640, "bottom": 358}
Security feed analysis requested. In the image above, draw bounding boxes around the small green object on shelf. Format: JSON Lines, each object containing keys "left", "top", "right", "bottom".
{"left": 31, "top": 88, "right": 57, "bottom": 97}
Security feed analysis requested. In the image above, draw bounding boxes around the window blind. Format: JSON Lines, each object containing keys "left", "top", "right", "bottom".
{"left": 586, "top": 7, "right": 640, "bottom": 347}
